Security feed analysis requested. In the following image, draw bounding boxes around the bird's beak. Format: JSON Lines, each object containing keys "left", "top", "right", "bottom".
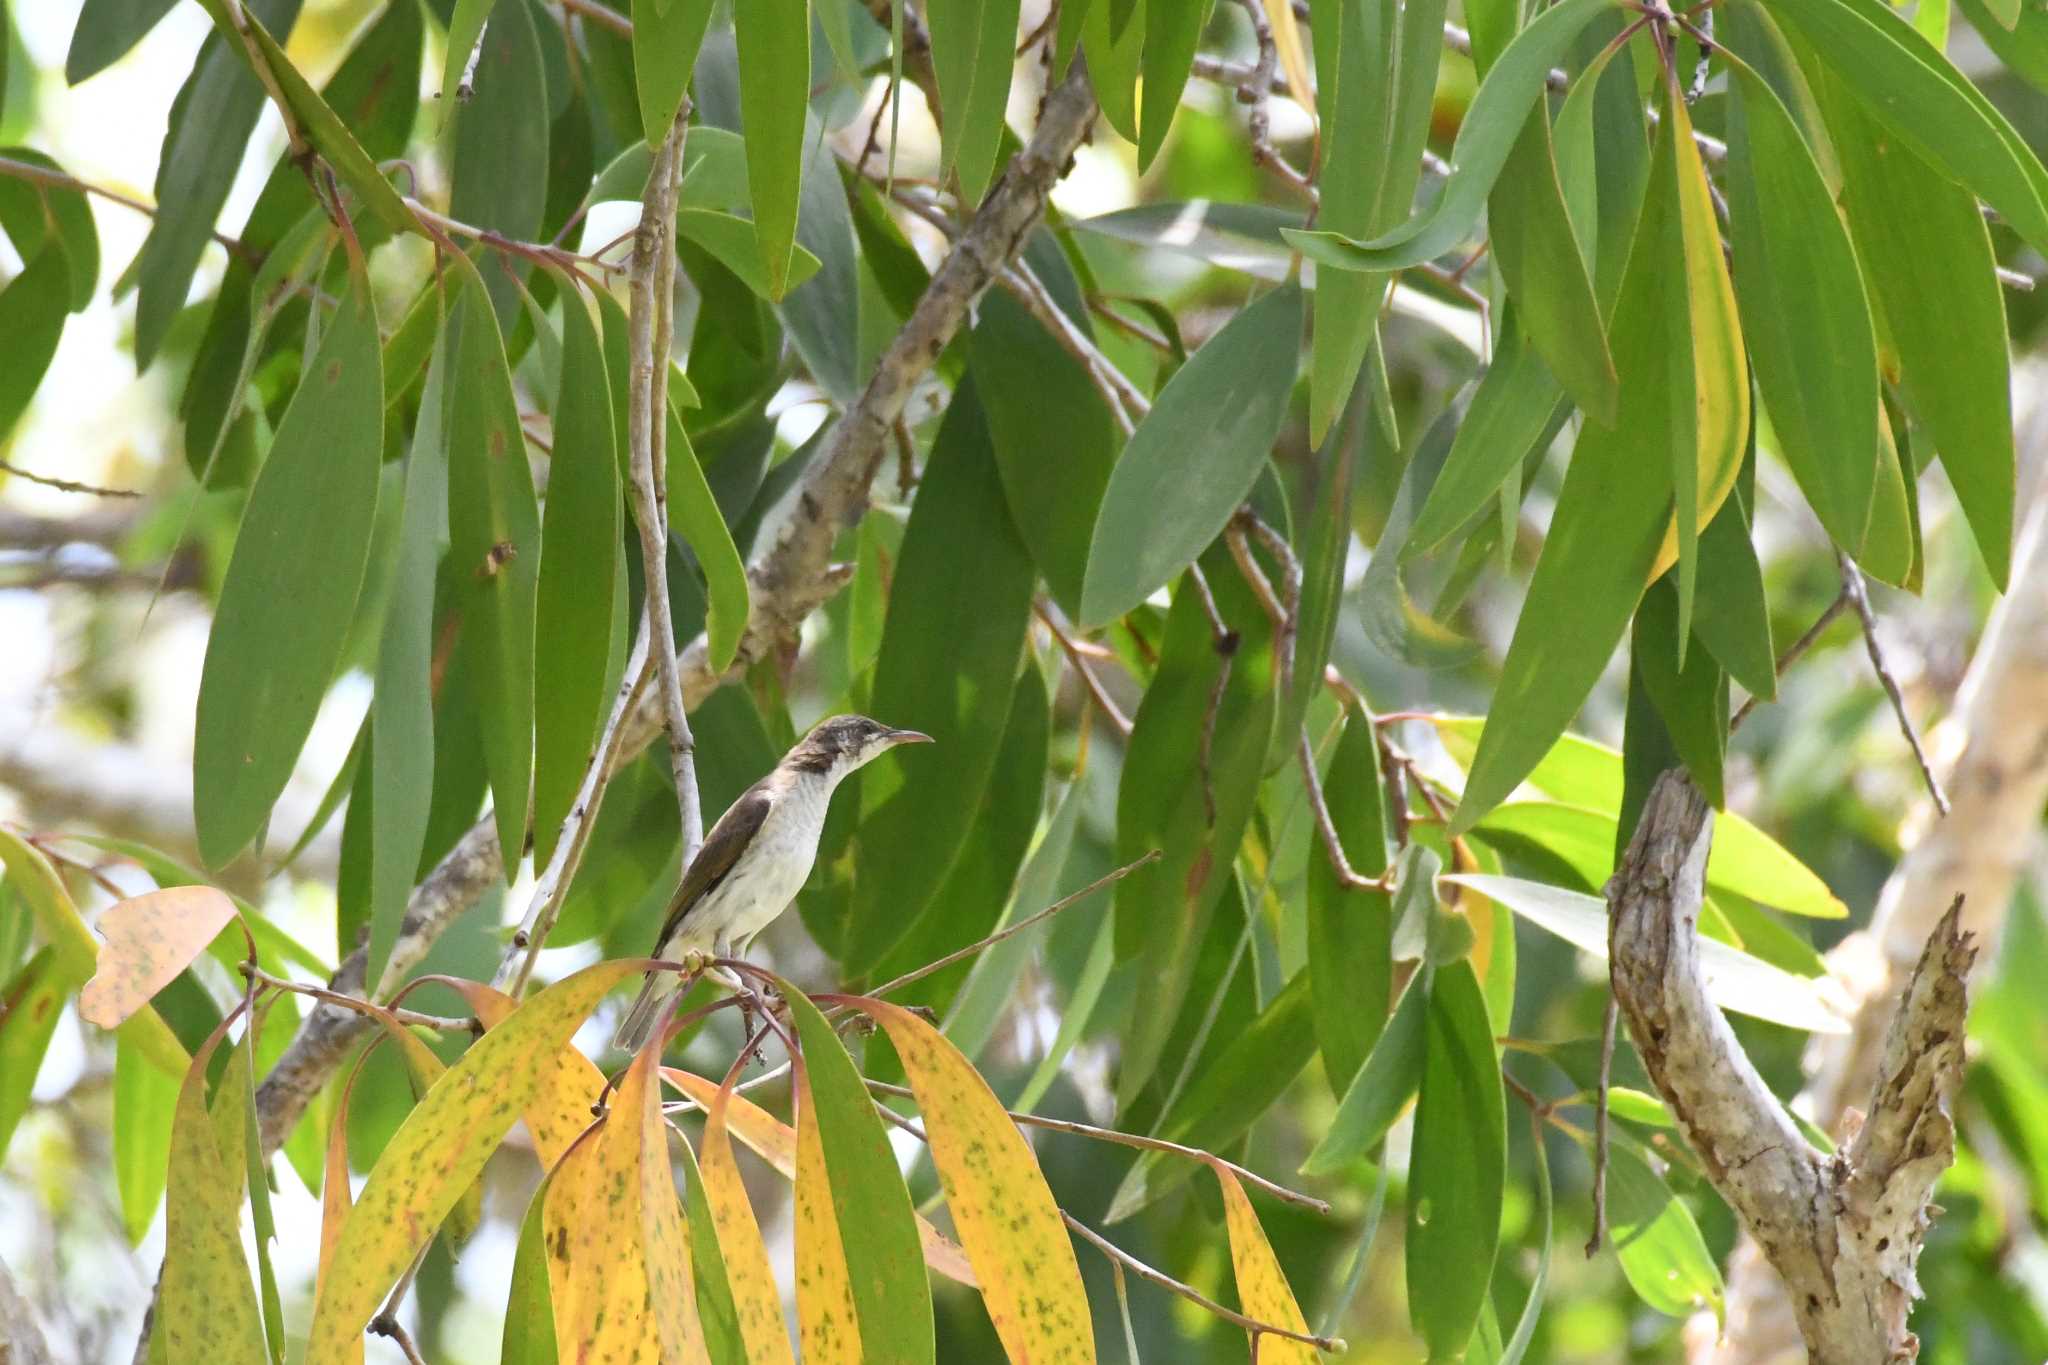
{"left": 886, "top": 729, "right": 934, "bottom": 746}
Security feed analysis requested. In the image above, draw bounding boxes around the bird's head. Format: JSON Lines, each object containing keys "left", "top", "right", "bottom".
{"left": 786, "top": 714, "right": 933, "bottom": 782}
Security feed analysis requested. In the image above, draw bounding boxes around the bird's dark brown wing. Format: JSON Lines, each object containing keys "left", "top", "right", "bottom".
{"left": 650, "top": 780, "right": 775, "bottom": 949}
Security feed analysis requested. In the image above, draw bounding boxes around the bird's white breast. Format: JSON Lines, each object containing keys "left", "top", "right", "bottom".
{"left": 677, "top": 775, "right": 832, "bottom": 951}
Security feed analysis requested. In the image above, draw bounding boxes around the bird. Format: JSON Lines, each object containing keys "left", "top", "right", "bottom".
{"left": 611, "top": 713, "right": 932, "bottom": 1052}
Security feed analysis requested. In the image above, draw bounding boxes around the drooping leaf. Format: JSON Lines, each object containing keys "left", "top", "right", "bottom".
{"left": 0, "top": 242, "right": 73, "bottom": 438}
{"left": 1215, "top": 1166, "right": 1318, "bottom": 1365}
{"left": 133, "top": 0, "right": 302, "bottom": 368}
{"left": 1632, "top": 577, "right": 1728, "bottom": 807}
{"left": 1406, "top": 960, "right": 1505, "bottom": 1360}
{"left": 304, "top": 961, "right": 641, "bottom": 1362}
{"left": 444, "top": 259, "right": 542, "bottom": 879}
{"left": 846, "top": 998, "right": 1096, "bottom": 1363}
{"left": 64, "top": 0, "right": 179, "bottom": 84}
{"left": 664, "top": 392, "right": 752, "bottom": 672}
{"left": 440, "top": 0, "right": 500, "bottom": 110}
{"left": 1308, "top": 714, "right": 1394, "bottom": 1091}
{"left": 927, "top": 0, "right": 1022, "bottom": 201}
{"left": 0, "top": 147, "right": 99, "bottom": 310}
{"left": 1137, "top": 0, "right": 1214, "bottom": 170}
{"left": 699, "top": 1078, "right": 796, "bottom": 1365}
{"left": 450, "top": 0, "right": 549, "bottom": 323}
{"left": 0, "top": 950, "right": 64, "bottom": 1160}
{"left": 842, "top": 382, "right": 1034, "bottom": 974}
{"left": 79, "top": 887, "right": 240, "bottom": 1030}
{"left": 792, "top": 1052, "right": 862, "bottom": 1365}
{"left": 194, "top": 261, "right": 382, "bottom": 868}
{"left": 1283, "top": 0, "right": 1615, "bottom": 271}
{"left": 781, "top": 986, "right": 934, "bottom": 1364}
{"left": 445, "top": 981, "right": 607, "bottom": 1168}
{"left": 734, "top": 0, "right": 809, "bottom": 298}
{"left": 1690, "top": 477, "right": 1776, "bottom": 701}
{"left": 315, "top": 1066, "right": 363, "bottom": 1365}
{"left": 970, "top": 279, "right": 1119, "bottom": 615}
{"left": 113, "top": 1033, "right": 179, "bottom": 1243}
{"left": 162, "top": 1015, "right": 269, "bottom": 1365}
{"left": 1302, "top": 969, "right": 1428, "bottom": 1175}
{"left": 501, "top": 1166, "right": 560, "bottom": 1365}
{"left": 634, "top": 0, "right": 716, "bottom": 145}
{"left": 1600, "top": 1136, "right": 1727, "bottom": 1323}
{"left": 1080, "top": 283, "right": 1303, "bottom": 627}
{"left": 1444, "top": 873, "right": 1847, "bottom": 1032}
{"left": 1722, "top": 34, "right": 1878, "bottom": 557}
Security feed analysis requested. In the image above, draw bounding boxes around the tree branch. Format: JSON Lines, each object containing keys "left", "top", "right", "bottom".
{"left": 1609, "top": 772, "right": 1973, "bottom": 1364}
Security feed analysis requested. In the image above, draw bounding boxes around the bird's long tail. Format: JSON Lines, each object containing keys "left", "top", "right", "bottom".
{"left": 612, "top": 972, "right": 683, "bottom": 1054}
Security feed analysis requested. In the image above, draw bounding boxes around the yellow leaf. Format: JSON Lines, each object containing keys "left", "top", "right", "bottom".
{"left": 304, "top": 960, "right": 640, "bottom": 1364}
{"left": 80, "top": 886, "right": 240, "bottom": 1030}
{"left": 317, "top": 1067, "right": 365, "bottom": 1365}
{"left": 450, "top": 979, "right": 606, "bottom": 1168}
{"left": 700, "top": 1078, "right": 796, "bottom": 1365}
{"left": 1652, "top": 80, "right": 1751, "bottom": 591}
{"left": 1213, "top": 1165, "right": 1317, "bottom": 1365}
{"left": 662, "top": 1068, "right": 977, "bottom": 1288}
{"left": 851, "top": 998, "right": 1096, "bottom": 1364}
{"left": 0, "top": 828, "right": 187, "bottom": 1074}
{"left": 793, "top": 1056, "right": 863, "bottom": 1365}
{"left": 547, "top": 1035, "right": 706, "bottom": 1365}
{"left": 162, "top": 1015, "right": 268, "bottom": 1365}
{"left": 1265, "top": 0, "right": 1316, "bottom": 122}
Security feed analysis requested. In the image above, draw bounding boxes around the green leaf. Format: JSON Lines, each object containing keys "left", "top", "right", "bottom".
{"left": 1632, "top": 577, "right": 1728, "bottom": 807}
{"left": 1105, "top": 970, "right": 1316, "bottom": 1221}
{"left": 780, "top": 986, "right": 935, "bottom": 1364}
{"left": 1079, "top": 283, "right": 1303, "bottom": 627}
{"left": 774, "top": 111, "right": 864, "bottom": 403}
{"left": 1112, "top": 551, "right": 1278, "bottom": 1103}
{"left": 239, "top": 10, "right": 412, "bottom": 234}
{"left": 1404, "top": 316, "right": 1565, "bottom": 559}
{"left": 194, "top": 260, "right": 382, "bottom": 868}
{"left": 0, "top": 240, "right": 69, "bottom": 438}
{"left": 1498, "top": 1111, "right": 1552, "bottom": 1365}
{"left": 1283, "top": 0, "right": 1615, "bottom": 271}
{"left": 163, "top": 1021, "right": 269, "bottom": 1365}
{"left": 677, "top": 207, "right": 824, "bottom": 297}
{"left": 1450, "top": 98, "right": 1688, "bottom": 836}
{"left": 735, "top": 0, "right": 810, "bottom": 299}
{"left": 445, "top": 259, "right": 543, "bottom": 878}
{"left": 634, "top": 0, "right": 715, "bottom": 145}
{"left": 65, "top": 0, "right": 179, "bottom": 84}
{"left": 0, "top": 950, "right": 63, "bottom": 1161}
{"left": 113, "top": 1028, "right": 181, "bottom": 1244}
{"left": 134, "top": 0, "right": 302, "bottom": 368}
{"left": 502, "top": 1168, "right": 561, "bottom": 1365}
{"left": 843, "top": 382, "right": 1034, "bottom": 973}
{"left": 664, "top": 398, "right": 751, "bottom": 672}
{"left": 1406, "top": 960, "right": 1504, "bottom": 1361}
{"left": 926, "top": 0, "right": 1021, "bottom": 201}
{"left": 1816, "top": 64, "right": 2013, "bottom": 586}
{"left": 534, "top": 286, "right": 623, "bottom": 870}
{"left": 0, "top": 147, "right": 100, "bottom": 310}
{"left": 1490, "top": 110, "right": 1615, "bottom": 423}
{"left": 1308, "top": 713, "right": 1393, "bottom": 1091}
{"left": 441, "top": 0, "right": 499, "bottom": 109}
{"left": 1444, "top": 873, "right": 1848, "bottom": 1032}
{"left": 970, "top": 275, "right": 1118, "bottom": 615}
{"left": 1956, "top": 0, "right": 2048, "bottom": 92}
{"left": 1286, "top": 400, "right": 1360, "bottom": 736}
{"left": 1721, "top": 36, "right": 1878, "bottom": 557}
{"left": 451, "top": 0, "right": 549, "bottom": 323}
{"left": 1601, "top": 1137, "right": 1726, "bottom": 1323}
{"left": 1138, "top": 0, "right": 1213, "bottom": 170}
{"left": 1690, "top": 477, "right": 1775, "bottom": 700}
{"left": 1771, "top": 0, "right": 2048, "bottom": 262}
{"left": 1083, "top": 0, "right": 1144, "bottom": 141}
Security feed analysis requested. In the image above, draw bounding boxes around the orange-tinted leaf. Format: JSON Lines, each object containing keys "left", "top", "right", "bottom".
{"left": 701, "top": 1079, "right": 796, "bottom": 1365}
{"left": 663, "top": 1068, "right": 977, "bottom": 1287}
{"left": 448, "top": 980, "right": 606, "bottom": 1168}
{"left": 81, "top": 886, "right": 240, "bottom": 1030}
{"left": 304, "top": 961, "right": 640, "bottom": 1364}
{"left": 1264, "top": 0, "right": 1315, "bottom": 120}
{"left": 1213, "top": 1165, "right": 1317, "bottom": 1365}
{"left": 162, "top": 1015, "right": 267, "bottom": 1365}
{"left": 848, "top": 998, "right": 1095, "bottom": 1364}
{"left": 793, "top": 1056, "right": 863, "bottom": 1365}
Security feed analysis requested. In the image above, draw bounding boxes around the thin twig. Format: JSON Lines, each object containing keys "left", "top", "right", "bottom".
{"left": 1064, "top": 1215, "right": 1348, "bottom": 1353}
{"left": 861, "top": 853, "right": 1160, "bottom": 1000}
{"left": 556, "top": 0, "right": 632, "bottom": 36}
{"left": 1585, "top": 993, "right": 1618, "bottom": 1256}
{"left": 1297, "top": 729, "right": 1395, "bottom": 891}
{"left": 1036, "top": 600, "right": 1135, "bottom": 737}
{"left": 1234, "top": 0, "right": 1316, "bottom": 204}
{"left": 627, "top": 114, "right": 708, "bottom": 862}
{"left": 0, "top": 461, "right": 140, "bottom": 498}
{"left": 495, "top": 619, "right": 656, "bottom": 995}
{"left": 367, "top": 1310, "right": 428, "bottom": 1365}
{"left": 1838, "top": 551, "right": 1950, "bottom": 815}
{"left": 1728, "top": 587, "right": 1852, "bottom": 733}
{"left": 0, "top": 152, "right": 254, "bottom": 263}
{"left": 996, "top": 262, "right": 1150, "bottom": 433}
{"left": 241, "top": 965, "right": 473, "bottom": 1033}
{"left": 860, "top": 1075, "right": 1329, "bottom": 1213}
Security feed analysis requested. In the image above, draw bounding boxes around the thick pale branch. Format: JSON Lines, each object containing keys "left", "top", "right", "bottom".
{"left": 1610, "top": 773, "right": 1972, "bottom": 1364}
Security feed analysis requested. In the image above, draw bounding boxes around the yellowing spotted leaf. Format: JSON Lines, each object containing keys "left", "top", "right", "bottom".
{"left": 448, "top": 979, "right": 606, "bottom": 1168}
{"left": 317, "top": 1066, "right": 366, "bottom": 1365}
{"left": 793, "top": 1056, "right": 863, "bottom": 1365}
{"left": 848, "top": 997, "right": 1095, "bottom": 1364}
{"left": 1214, "top": 1164, "right": 1317, "bottom": 1364}
{"left": 701, "top": 1077, "right": 796, "bottom": 1365}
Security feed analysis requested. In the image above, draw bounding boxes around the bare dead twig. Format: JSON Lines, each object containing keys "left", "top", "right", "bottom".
{"left": 1838, "top": 551, "right": 1950, "bottom": 815}
{"left": 1036, "top": 600, "right": 1135, "bottom": 737}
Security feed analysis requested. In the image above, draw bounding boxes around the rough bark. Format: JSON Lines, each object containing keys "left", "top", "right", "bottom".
{"left": 1611, "top": 773, "right": 1974, "bottom": 1364}
{"left": 0, "top": 1256, "right": 54, "bottom": 1365}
